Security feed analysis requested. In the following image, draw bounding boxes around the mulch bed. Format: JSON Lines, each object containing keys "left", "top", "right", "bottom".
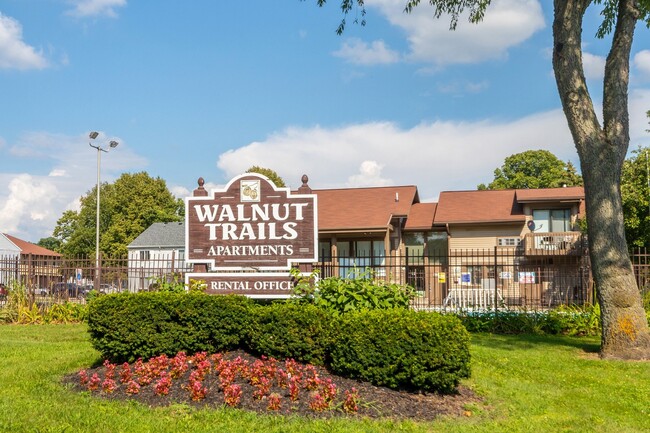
{"left": 63, "top": 350, "right": 481, "bottom": 421}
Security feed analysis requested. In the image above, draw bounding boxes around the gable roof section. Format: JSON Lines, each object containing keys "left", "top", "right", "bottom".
{"left": 314, "top": 186, "right": 418, "bottom": 232}
{"left": 404, "top": 203, "right": 437, "bottom": 230}
{"left": 434, "top": 190, "right": 525, "bottom": 225}
{"left": 128, "top": 222, "right": 185, "bottom": 249}
{"left": 2, "top": 233, "right": 61, "bottom": 257}
{"left": 0, "top": 233, "right": 20, "bottom": 254}
{"left": 515, "top": 186, "right": 584, "bottom": 203}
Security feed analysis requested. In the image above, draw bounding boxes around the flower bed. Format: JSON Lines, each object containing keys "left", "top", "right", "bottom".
{"left": 67, "top": 349, "right": 479, "bottom": 420}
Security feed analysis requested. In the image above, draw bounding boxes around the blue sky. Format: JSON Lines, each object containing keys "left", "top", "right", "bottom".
{"left": 1, "top": 0, "right": 650, "bottom": 243}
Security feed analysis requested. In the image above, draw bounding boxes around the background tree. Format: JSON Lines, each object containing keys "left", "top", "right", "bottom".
{"left": 36, "top": 237, "right": 62, "bottom": 252}
{"left": 477, "top": 150, "right": 583, "bottom": 190}
{"left": 245, "top": 166, "right": 286, "bottom": 187}
{"left": 321, "top": 0, "right": 650, "bottom": 359}
{"left": 53, "top": 172, "right": 183, "bottom": 258}
{"left": 622, "top": 147, "right": 650, "bottom": 248}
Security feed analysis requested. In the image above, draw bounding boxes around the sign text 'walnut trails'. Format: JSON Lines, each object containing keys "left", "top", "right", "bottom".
{"left": 185, "top": 173, "right": 318, "bottom": 271}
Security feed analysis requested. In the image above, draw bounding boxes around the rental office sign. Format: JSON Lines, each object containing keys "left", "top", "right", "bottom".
{"left": 184, "top": 173, "right": 317, "bottom": 297}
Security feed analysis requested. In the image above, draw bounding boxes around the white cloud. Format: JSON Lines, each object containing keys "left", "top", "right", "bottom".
{"left": 0, "top": 174, "right": 58, "bottom": 237}
{"left": 170, "top": 185, "right": 190, "bottom": 199}
{"left": 217, "top": 89, "right": 650, "bottom": 202}
{"left": 0, "top": 131, "right": 147, "bottom": 241}
{"left": 333, "top": 38, "right": 400, "bottom": 65}
{"left": 368, "top": 0, "right": 545, "bottom": 66}
{"left": 582, "top": 52, "right": 605, "bottom": 80}
{"left": 66, "top": 0, "right": 127, "bottom": 18}
{"left": 0, "top": 13, "right": 48, "bottom": 70}
{"left": 48, "top": 169, "right": 66, "bottom": 177}
{"left": 634, "top": 50, "right": 650, "bottom": 78}
{"left": 437, "top": 80, "right": 489, "bottom": 95}
{"left": 347, "top": 161, "right": 393, "bottom": 187}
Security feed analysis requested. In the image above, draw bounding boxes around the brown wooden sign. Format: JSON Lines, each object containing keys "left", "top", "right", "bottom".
{"left": 186, "top": 273, "right": 303, "bottom": 298}
{"left": 185, "top": 173, "right": 318, "bottom": 270}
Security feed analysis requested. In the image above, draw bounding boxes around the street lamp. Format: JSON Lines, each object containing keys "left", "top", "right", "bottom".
{"left": 89, "top": 131, "right": 119, "bottom": 289}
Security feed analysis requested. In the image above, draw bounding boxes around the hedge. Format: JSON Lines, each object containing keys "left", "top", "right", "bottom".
{"left": 246, "top": 302, "right": 334, "bottom": 366}
{"left": 87, "top": 293, "right": 472, "bottom": 393}
{"left": 329, "top": 309, "right": 471, "bottom": 393}
{"left": 88, "top": 292, "right": 254, "bottom": 363}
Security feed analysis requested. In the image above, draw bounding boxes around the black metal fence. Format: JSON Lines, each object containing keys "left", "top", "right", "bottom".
{"left": 315, "top": 247, "right": 592, "bottom": 311}
{"left": 4, "top": 246, "right": 648, "bottom": 311}
{"left": 0, "top": 252, "right": 192, "bottom": 304}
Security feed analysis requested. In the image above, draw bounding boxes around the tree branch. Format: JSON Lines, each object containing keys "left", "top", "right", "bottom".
{"left": 603, "top": 0, "right": 639, "bottom": 166}
{"left": 552, "top": 0, "right": 603, "bottom": 157}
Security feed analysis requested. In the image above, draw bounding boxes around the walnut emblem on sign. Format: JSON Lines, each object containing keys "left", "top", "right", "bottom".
{"left": 240, "top": 180, "right": 260, "bottom": 202}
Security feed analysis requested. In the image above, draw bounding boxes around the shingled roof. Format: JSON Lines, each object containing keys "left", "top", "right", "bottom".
{"left": 434, "top": 186, "right": 585, "bottom": 225}
{"left": 128, "top": 222, "right": 185, "bottom": 249}
{"left": 314, "top": 185, "right": 419, "bottom": 232}
{"left": 515, "top": 186, "right": 584, "bottom": 202}
{"left": 404, "top": 203, "right": 437, "bottom": 230}
{"left": 434, "top": 190, "right": 526, "bottom": 224}
{"left": 2, "top": 233, "right": 61, "bottom": 257}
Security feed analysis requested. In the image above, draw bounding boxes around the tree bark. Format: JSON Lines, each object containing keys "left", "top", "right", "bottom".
{"left": 553, "top": 0, "right": 650, "bottom": 359}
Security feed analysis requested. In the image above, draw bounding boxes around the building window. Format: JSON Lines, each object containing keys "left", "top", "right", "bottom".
{"left": 497, "top": 237, "right": 521, "bottom": 247}
{"left": 139, "top": 250, "right": 150, "bottom": 261}
{"left": 318, "top": 241, "right": 331, "bottom": 261}
{"left": 532, "top": 209, "right": 572, "bottom": 232}
{"left": 335, "top": 240, "right": 385, "bottom": 278}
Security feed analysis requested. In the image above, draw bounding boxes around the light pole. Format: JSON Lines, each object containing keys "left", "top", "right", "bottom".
{"left": 89, "top": 131, "right": 118, "bottom": 289}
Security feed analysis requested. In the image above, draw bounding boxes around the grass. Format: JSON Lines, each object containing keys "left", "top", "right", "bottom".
{"left": 0, "top": 325, "right": 648, "bottom": 432}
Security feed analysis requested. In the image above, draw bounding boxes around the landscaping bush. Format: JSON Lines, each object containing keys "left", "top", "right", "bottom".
{"left": 88, "top": 292, "right": 254, "bottom": 363}
{"left": 0, "top": 282, "right": 88, "bottom": 324}
{"left": 246, "top": 302, "right": 334, "bottom": 366}
{"left": 291, "top": 268, "right": 415, "bottom": 315}
{"left": 457, "top": 305, "right": 601, "bottom": 336}
{"left": 329, "top": 309, "right": 471, "bottom": 393}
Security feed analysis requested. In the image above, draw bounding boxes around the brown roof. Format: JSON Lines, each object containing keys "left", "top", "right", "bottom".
{"left": 515, "top": 186, "right": 584, "bottom": 202}
{"left": 434, "top": 190, "right": 525, "bottom": 224}
{"left": 2, "top": 234, "right": 61, "bottom": 257}
{"left": 404, "top": 203, "right": 437, "bottom": 230}
{"left": 314, "top": 186, "right": 418, "bottom": 232}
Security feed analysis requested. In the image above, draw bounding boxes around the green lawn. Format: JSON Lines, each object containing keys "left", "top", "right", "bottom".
{"left": 0, "top": 325, "right": 648, "bottom": 432}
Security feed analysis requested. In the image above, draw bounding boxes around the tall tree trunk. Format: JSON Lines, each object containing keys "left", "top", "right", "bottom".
{"left": 553, "top": 0, "right": 650, "bottom": 359}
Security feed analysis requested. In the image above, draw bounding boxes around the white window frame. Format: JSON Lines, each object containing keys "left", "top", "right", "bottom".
{"left": 497, "top": 237, "right": 521, "bottom": 247}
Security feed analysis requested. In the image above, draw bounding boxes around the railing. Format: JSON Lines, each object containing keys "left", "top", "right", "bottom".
{"left": 14, "top": 244, "right": 650, "bottom": 312}
{"left": 315, "top": 247, "right": 593, "bottom": 311}
{"left": 523, "top": 231, "right": 583, "bottom": 256}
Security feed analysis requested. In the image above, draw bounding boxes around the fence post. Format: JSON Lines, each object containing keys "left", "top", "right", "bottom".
{"left": 405, "top": 247, "right": 410, "bottom": 288}
{"left": 494, "top": 246, "right": 498, "bottom": 314}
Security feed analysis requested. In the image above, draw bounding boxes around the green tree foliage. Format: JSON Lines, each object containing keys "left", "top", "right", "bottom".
{"left": 52, "top": 172, "right": 183, "bottom": 258}
{"left": 477, "top": 150, "right": 583, "bottom": 190}
{"left": 245, "top": 166, "right": 286, "bottom": 187}
{"left": 36, "top": 237, "right": 62, "bottom": 252}
{"left": 622, "top": 147, "right": 650, "bottom": 248}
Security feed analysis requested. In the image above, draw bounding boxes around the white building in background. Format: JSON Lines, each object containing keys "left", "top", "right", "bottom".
{"left": 0, "top": 233, "right": 21, "bottom": 258}
{"left": 0, "top": 233, "right": 21, "bottom": 285}
{"left": 127, "top": 222, "right": 192, "bottom": 292}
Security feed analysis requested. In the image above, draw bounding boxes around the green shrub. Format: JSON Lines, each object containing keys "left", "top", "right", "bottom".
{"left": 292, "top": 268, "right": 415, "bottom": 315}
{"left": 246, "top": 302, "right": 334, "bottom": 366}
{"left": 42, "top": 302, "right": 88, "bottom": 324}
{"left": 0, "top": 282, "right": 88, "bottom": 324}
{"left": 458, "top": 305, "right": 601, "bottom": 336}
{"left": 88, "top": 292, "right": 254, "bottom": 362}
{"left": 329, "top": 309, "right": 471, "bottom": 393}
